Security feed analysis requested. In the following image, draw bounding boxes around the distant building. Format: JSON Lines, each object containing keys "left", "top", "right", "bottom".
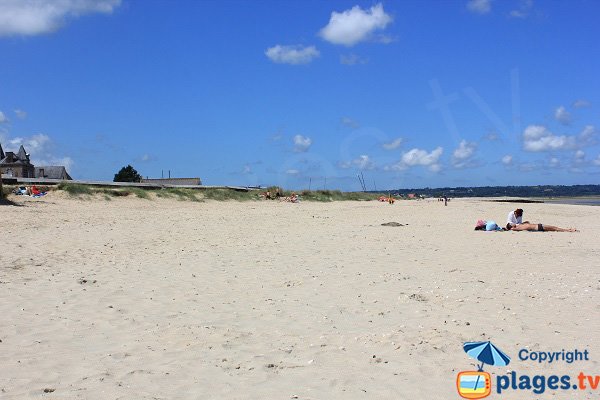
{"left": 35, "top": 166, "right": 72, "bottom": 180}
{"left": 141, "top": 177, "right": 202, "bottom": 186}
{"left": 0, "top": 142, "right": 72, "bottom": 180}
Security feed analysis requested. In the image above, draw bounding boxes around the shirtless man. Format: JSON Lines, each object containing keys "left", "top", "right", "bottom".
{"left": 507, "top": 222, "right": 577, "bottom": 232}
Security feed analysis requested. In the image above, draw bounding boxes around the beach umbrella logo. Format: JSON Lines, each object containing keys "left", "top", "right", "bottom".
{"left": 456, "top": 341, "right": 511, "bottom": 399}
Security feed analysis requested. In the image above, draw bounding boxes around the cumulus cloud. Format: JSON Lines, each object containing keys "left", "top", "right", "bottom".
{"left": 573, "top": 99, "right": 591, "bottom": 108}
{"left": 340, "top": 117, "right": 360, "bottom": 129}
{"left": 0, "top": 111, "right": 8, "bottom": 123}
{"left": 502, "top": 155, "right": 513, "bottom": 165}
{"left": 265, "top": 45, "right": 320, "bottom": 65}
{"left": 574, "top": 150, "right": 585, "bottom": 163}
{"left": 580, "top": 125, "right": 596, "bottom": 141}
{"left": 340, "top": 155, "right": 374, "bottom": 170}
{"left": 387, "top": 147, "right": 443, "bottom": 172}
{"left": 14, "top": 109, "right": 27, "bottom": 119}
{"left": 0, "top": 0, "right": 121, "bottom": 37}
{"left": 451, "top": 140, "right": 477, "bottom": 167}
{"left": 593, "top": 155, "right": 600, "bottom": 166}
{"left": 554, "top": 106, "right": 571, "bottom": 125}
{"left": 484, "top": 132, "right": 499, "bottom": 141}
{"left": 286, "top": 169, "right": 299, "bottom": 175}
{"left": 4, "top": 133, "right": 74, "bottom": 171}
{"left": 382, "top": 138, "right": 403, "bottom": 150}
{"left": 510, "top": 0, "right": 533, "bottom": 18}
{"left": 549, "top": 157, "right": 560, "bottom": 168}
{"left": 293, "top": 135, "right": 312, "bottom": 152}
{"left": 8, "top": 133, "right": 52, "bottom": 154}
{"left": 523, "top": 125, "right": 597, "bottom": 152}
{"left": 522, "top": 125, "right": 577, "bottom": 152}
{"left": 467, "top": 0, "right": 491, "bottom": 15}
{"left": 319, "top": 3, "right": 392, "bottom": 47}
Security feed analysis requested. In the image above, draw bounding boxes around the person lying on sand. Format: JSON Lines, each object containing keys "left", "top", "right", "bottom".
{"left": 507, "top": 223, "right": 577, "bottom": 232}
{"left": 474, "top": 220, "right": 504, "bottom": 231}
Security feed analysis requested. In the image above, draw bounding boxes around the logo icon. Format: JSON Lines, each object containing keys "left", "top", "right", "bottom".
{"left": 457, "top": 371, "right": 492, "bottom": 399}
{"left": 457, "top": 341, "right": 511, "bottom": 399}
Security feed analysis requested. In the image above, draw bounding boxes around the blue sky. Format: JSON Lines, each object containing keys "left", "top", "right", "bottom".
{"left": 0, "top": 0, "right": 599, "bottom": 190}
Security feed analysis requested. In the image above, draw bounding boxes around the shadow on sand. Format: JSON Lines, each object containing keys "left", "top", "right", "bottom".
{"left": 0, "top": 198, "right": 24, "bottom": 207}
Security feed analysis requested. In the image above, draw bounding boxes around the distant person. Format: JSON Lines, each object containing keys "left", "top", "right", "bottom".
{"left": 507, "top": 222, "right": 577, "bottom": 232}
{"left": 506, "top": 208, "right": 529, "bottom": 229}
{"left": 444, "top": 195, "right": 448, "bottom": 206}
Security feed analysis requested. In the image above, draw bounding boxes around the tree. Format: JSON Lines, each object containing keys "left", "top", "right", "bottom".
{"left": 113, "top": 165, "right": 142, "bottom": 183}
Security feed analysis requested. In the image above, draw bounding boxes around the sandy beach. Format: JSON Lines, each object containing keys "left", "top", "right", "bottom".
{"left": 1, "top": 193, "right": 599, "bottom": 399}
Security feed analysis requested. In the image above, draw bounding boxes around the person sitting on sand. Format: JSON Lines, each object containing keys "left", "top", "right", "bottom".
{"left": 474, "top": 220, "right": 504, "bottom": 231}
{"left": 507, "top": 222, "right": 577, "bottom": 232}
{"left": 506, "top": 208, "right": 530, "bottom": 229}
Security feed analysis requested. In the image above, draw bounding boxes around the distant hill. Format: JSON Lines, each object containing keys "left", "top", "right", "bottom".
{"left": 380, "top": 185, "right": 600, "bottom": 198}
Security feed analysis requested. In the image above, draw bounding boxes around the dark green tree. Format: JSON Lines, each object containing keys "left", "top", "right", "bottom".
{"left": 113, "top": 165, "right": 142, "bottom": 183}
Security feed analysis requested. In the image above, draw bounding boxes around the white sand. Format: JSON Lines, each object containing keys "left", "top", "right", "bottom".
{"left": 1, "top": 194, "right": 599, "bottom": 399}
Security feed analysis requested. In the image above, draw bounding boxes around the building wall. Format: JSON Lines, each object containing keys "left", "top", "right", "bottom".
{"left": 141, "top": 178, "right": 202, "bottom": 186}
{"left": 1, "top": 164, "right": 35, "bottom": 178}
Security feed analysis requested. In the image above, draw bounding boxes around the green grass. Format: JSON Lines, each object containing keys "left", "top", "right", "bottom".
{"left": 57, "top": 183, "right": 93, "bottom": 196}
{"left": 201, "top": 188, "right": 256, "bottom": 201}
{"left": 298, "top": 190, "right": 381, "bottom": 202}
{"left": 155, "top": 188, "right": 201, "bottom": 201}
{"left": 53, "top": 183, "right": 383, "bottom": 202}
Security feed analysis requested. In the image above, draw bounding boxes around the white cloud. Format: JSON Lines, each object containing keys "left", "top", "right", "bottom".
{"left": 286, "top": 169, "right": 299, "bottom": 175}
{"left": 484, "top": 132, "right": 499, "bottom": 141}
{"left": 0, "top": 0, "right": 121, "bottom": 37}
{"left": 265, "top": 45, "right": 320, "bottom": 65}
{"left": 522, "top": 125, "right": 577, "bottom": 152}
{"left": 574, "top": 150, "right": 585, "bottom": 162}
{"left": 293, "top": 135, "right": 312, "bottom": 152}
{"left": 402, "top": 147, "right": 443, "bottom": 167}
{"left": 593, "top": 155, "right": 600, "bottom": 166}
{"left": 341, "top": 116, "right": 360, "bottom": 129}
{"left": 502, "top": 155, "right": 513, "bottom": 165}
{"left": 340, "top": 155, "right": 374, "bottom": 170}
{"left": 14, "top": 109, "right": 27, "bottom": 119}
{"left": 8, "top": 133, "right": 52, "bottom": 154}
{"left": 0, "top": 111, "right": 8, "bottom": 123}
{"left": 382, "top": 138, "right": 403, "bottom": 150}
{"left": 3, "top": 133, "right": 73, "bottom": 171}
{"left": 452, "top": 140, "right": 477, "bottom": 166}
{"left": 340, "top": 53, "right": 368, "bottom": 65}
{"left": 549, "top": 157, "right": 560, "bottom": 167}
{"left": 510, "top": 0, "right": 533, "bottom": 18}
{"left": 387, "top": 147, "right": 443, "bottom": 172}
{"left": 580, "top": 125, "right": 596, "bottom": 141}
{"left": 242, "top": 165, "right": 251, "bottom": 174}
{"left": 319, "top": 3, "right": 393, "bottom": 47}
{"left": 34, "top": 156, "right": 74, "bottom": 171}
{"left": 467, "top": 0, "right": 491, "bottom": 15}
{"left": 554, "top": 106, "right": 571, "bottom": 125}
{"left": 573, "top": 99, "right": 591, "bottom": 108}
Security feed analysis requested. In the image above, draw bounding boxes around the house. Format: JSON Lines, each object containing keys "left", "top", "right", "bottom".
{"left": 0, "top": 144, "right": 35, "bottom": 178}
{"left": 35, "top": 166, "right": 72, "bottom": 180}
{"left": 0, "top": 142, "right": 72, "bottom": 180}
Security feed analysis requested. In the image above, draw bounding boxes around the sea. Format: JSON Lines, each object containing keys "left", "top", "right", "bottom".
{"left": 542, "top": 197, "right": 600, "bottom": 206}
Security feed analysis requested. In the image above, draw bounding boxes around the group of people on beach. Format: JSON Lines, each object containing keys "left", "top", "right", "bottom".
{"left": 475, "top": 208, "right": 578, "bottom": 232}
{"left": 260, "top": 188, "right": 299, "bottom": 203}
{"left": 12, "top": 185, "right": 46, "bottom": 197}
